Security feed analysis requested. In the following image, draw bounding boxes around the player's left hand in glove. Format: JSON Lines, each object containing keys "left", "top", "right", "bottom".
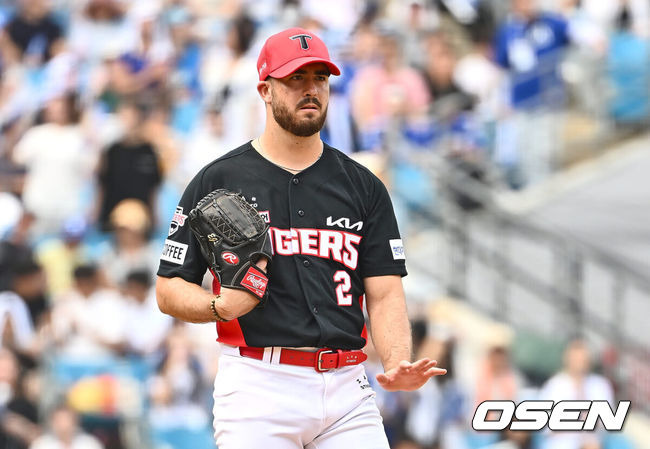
{"left": 188, "top": 189, "right": 272, "bottom": 306}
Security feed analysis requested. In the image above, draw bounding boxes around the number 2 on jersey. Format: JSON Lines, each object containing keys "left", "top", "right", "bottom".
{"left": 333, "top": 270, "right": 352, "bottom": 306}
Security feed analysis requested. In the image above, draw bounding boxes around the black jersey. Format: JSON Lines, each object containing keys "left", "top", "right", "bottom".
{"left": 157, "top": 141, "right": 407, "bottom": 349}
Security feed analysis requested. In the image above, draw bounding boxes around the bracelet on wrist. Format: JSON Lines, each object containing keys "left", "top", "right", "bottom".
{"left": 210, "top": 295, "right": 228, "bottom": 322}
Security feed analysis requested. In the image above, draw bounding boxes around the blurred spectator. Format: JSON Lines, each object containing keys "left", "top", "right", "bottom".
{"left": 0, "top": 0, "right": 64, "bottom": 66}
{"left": 0, "top": 291, "right": 36, "bottom": 358}
{"left": 474, "top": 343, "right": 523, "bottom": 407}
{"left": 67, "top": 0, "right": 136, "bottom": 64}
{"left": 50, "top": 264, "right": 127, "bottom": 358}
{"left": 0, "top": 211, "right": 36, "bottom": 292}
{"left": 200, "top": 13, "right": 263, "bottom": 147}
{"left": 36, "top": 217, "right": 91, "bottom": 298}
{"left": 422, "top": 32, "right": 465, "bottom": 105}
{"left": 0, "top": 349, "right": 42, "bottom": 449}
{"left": 454, "top": 26, "right": 504, "bottom": 124}
{"left": 493, "top": 0, "right": 571, "bottom": 185}
{"left": 385, "top": 0, "right": 439, "bottom": 67}
{"left": 300, "top": 0, "right": 363, "bottom": 36}
{"left": 148, "top": 324, "right": 208, "bottom": 430}
{"left": 29, "top": 404, "right": 103, "bottom": 449}
{"left": 10, "top": 260, "right": 48, "bottom": 339}
{"left": 494, "top": 0, "right": 570, "bottom": 109}
{"left": 96, "top": 101, "right": 162, "bottom": 231}
{"left": 121, "top": 269, "right": 172, "bottom": 357}
{"left": 177, "top": 99, "right": 230, "bottom": 185}
{"left": 559, "top": 0, "right": 608, "bottom": 122}
{"left": 0, "top": 191, "right": 24, "bottom": 241}
{"left": 97, "top": 199, "right": 160, "bottom": 286}
{"left": 100, "top": 7, "right": 171, "bottom": 112}
{"left": 606, "top": 3, "right": 650, "bottom": 125}
{"left": 12, "top": 93, "right": 92, "bottom": 235}
{"left": 350, "top": 27, "right": 431, "bottom": 151}
{"left": 140, "top": 101, "right": 179, "bottom": 177}
{"left": 538, "top": 338, "right": 614, "bottom": 449}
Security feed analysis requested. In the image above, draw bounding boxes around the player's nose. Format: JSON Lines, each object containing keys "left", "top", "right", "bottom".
{"left": 303, "top": 78, "right": 319, "bottom": 96}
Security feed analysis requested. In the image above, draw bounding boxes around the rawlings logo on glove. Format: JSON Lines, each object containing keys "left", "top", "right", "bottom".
{"left": 188, "top": 189, "right": 272, "bottom": 304}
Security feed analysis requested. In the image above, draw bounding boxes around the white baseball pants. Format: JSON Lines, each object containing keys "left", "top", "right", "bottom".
{"left": 213, "top": 345, "right": 390, "bottom": 449}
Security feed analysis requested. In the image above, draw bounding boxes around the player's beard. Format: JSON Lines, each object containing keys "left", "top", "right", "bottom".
{"left": 271, "top": 97, "right": 328, "bottom": 137}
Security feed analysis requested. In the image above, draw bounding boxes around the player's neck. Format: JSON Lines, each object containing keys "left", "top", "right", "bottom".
{"left": 257, "top": 124, "right": 323, "bottom": 171}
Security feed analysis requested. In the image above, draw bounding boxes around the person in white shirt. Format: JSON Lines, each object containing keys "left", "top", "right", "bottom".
{"left": 0, "top": 291, "right": 35, "bottom": 353}
{"left": 29, "top": 404, "right": 103, "bottom": 449}
{"left": 121, "top": 269, "right": 172, "bottom": 357}
{"left": 51, "top": 264, "right": 128, "bottom": 358}
{"left": 12, "top": 93, "right": 94, "bottom": 235}
{"left": 538, "top": 338, "right": 614, "bottom": 449}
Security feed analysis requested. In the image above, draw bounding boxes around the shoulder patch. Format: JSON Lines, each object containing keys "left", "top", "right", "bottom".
{"left": 389, "top": 239, "right": 405, "bottom": 260}
{"left": 168, "top": 207, "right": 187, "bottom": 236}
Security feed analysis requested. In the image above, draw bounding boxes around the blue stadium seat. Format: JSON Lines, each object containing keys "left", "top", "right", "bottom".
{"left": 603, "top": 433, "right": 635, "bottom": 449}
{"left": 464, "top": 431, "right": 499, "bottom": 448}
{"left": 51, "top": 356, "right": 153, "bottom": 385}
{"left": 151, "top": 426, "right": 215, "bottom": 449}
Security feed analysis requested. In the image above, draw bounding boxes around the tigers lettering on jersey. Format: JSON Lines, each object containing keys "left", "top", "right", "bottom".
{"left": 268, "top": 227, "right": 361, "bottom": 270}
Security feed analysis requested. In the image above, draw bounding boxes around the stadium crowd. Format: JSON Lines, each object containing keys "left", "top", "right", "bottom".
{"left": 0, "top": 0, "right": 647, "bottom": 448}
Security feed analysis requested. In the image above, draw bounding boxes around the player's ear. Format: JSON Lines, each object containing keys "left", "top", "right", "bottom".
{"left": 257, "top": 80, "right": 272, "bottom": 104}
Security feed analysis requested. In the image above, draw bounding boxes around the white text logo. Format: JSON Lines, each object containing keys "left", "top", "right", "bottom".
{"left": 326, "top": 216, "right": 363, "bottom": 231}
{"left": 472, "top": 400, "right": 631, "bottom": 431}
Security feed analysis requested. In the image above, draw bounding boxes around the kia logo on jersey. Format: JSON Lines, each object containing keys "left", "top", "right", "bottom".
{"left": 221, "top": 251, "right": 239, "bottom": 265}
{"left": 326, "top": 216, "right": 363, "bottom": 231}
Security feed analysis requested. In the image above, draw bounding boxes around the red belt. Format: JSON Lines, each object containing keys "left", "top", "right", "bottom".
{"left": 238, "top": 347, "right": 368, "bottom": 372}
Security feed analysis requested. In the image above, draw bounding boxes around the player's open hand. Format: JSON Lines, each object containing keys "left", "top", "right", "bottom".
{"left": 376, "top": 358, "right": 446, "bottom": 391}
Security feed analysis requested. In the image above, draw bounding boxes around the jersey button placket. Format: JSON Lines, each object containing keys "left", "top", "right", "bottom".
{"left": 298, "top": 209, "right": 305, "bottom": 217}
{"left": 303, "top": 259, "right": 311, "bottom": 267}
{"left": 292, "top": 177, "right": 300, "bottom": 185}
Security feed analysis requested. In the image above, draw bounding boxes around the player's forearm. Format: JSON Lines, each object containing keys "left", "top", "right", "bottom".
{"left": 366, "top": 289, "right": 412, "bottom": 372}
{"left": 156, "top": 276, "right": 215, "bottom": 323}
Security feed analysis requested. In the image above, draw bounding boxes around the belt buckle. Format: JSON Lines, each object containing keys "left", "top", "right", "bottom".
{"left": 315, "top": 349, "right": 337, "bottom": 372}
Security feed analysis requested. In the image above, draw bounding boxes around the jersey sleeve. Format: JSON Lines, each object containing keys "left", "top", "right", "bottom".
{"left": 156, "top": 169, "right": 209, "bottom": 284}
{"left": 359, "top": 175, "right": 408, "bottom": 278}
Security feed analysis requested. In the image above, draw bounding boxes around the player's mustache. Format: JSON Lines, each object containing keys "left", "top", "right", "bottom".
{"left": 297, "top": 98, "right": 322, "bottom": 109}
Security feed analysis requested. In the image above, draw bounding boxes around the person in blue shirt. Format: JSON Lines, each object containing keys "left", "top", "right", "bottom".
{"left": 494, "top": 0, "right": 570, "bottom": 110}
{"left": 492, "top": 0, "right": 574, "bottom": 187}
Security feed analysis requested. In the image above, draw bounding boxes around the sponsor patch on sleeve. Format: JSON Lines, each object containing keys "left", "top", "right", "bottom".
{"left": 389, "top": 239, "right": 405, "bottom": 260}
{"left": 168, "top": 206, "right": 187, "bottom": 236}
{"left": 160, "top": 239, "right": 188, "bottom": 265}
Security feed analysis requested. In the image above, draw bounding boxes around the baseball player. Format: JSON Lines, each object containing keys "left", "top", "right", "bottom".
{"left": 156, "top": 27, "right": 446, "bottom": 448}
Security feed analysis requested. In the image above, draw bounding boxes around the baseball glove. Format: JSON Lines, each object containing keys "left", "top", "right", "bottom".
{"left": 188, "top": 189, "right": 271, "bottom": 304}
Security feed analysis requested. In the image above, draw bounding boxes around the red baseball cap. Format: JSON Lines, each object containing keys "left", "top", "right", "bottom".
{"left": 257, "top": 27, "right": 341, "bottom": 81}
